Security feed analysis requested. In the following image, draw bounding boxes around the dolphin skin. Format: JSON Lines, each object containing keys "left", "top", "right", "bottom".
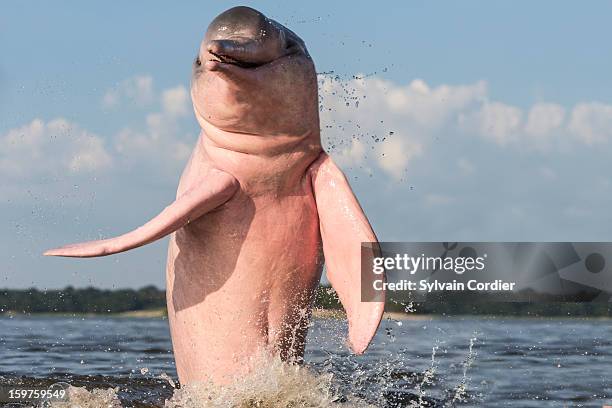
{"left": 45, "top": 6, "right": 385, "bottom": 385}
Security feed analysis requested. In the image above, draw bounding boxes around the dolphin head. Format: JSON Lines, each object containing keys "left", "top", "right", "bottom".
{"left": 202, "top": 6, "right": 304, "bottom": 69}
{"left": 191, "top": 7, "right": 319, "bottom": 140}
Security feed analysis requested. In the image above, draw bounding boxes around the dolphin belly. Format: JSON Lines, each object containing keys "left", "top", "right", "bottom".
{"left": 165, "top": 188, "right": 322, "bottom": 384}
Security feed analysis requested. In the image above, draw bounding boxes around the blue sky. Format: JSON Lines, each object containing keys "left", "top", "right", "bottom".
{"left": 2, "top": 1, "right": 612, "bottom": 289}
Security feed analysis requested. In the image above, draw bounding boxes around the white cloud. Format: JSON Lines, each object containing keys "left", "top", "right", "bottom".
{"left": 463, "top": 100, "right": 612, "bottom": 148}
{"left": 320, "top": 75, "right": 612, "bottom": 178}
{"left": 334, "top": 139, "right": 366, "bottom": 168}
{"left": 8, "top": 74, "right": 612, "bottom": 191}
{"left": 102, "top": 75, "right": 154, "bottom": 108}
{"left": 319, "top": 75, "right": 485, "bottom": 178}
{"left": 319, "top": 75, "right": 612, "bottom": 178}
{"left": 162, "top": 86, "right": 189, "bottom": 117}
{"left": 0, "top": 118, "right": 112, "bottom": 179}
{"left": 378, "top": 136, "right": 422, "bottom": 179}
{"left": 321, "top": 76, "right": 486, "bottom": 132}
{"left": 114, "top": 124, "right": 191, "bottom": 164}
{"left": 460, "top": 101, "right": 523, "bottom": 145}
{"left": 568, "top": 102, "right": 612, "bottom": 145}
{"left": 113, "top": 85, "right": 193, "bottom": 167}
{"left": 384, "top": 79, "right": 487, "bottom": 128}
{"left": 525, "top": 103, "right": 565, "bottom": 138}
{"left": 1, "top": 80, "right": 193, "bottom": 187}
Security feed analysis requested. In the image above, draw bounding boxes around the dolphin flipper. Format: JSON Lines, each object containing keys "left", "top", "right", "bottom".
{"left": 310, "top": 153, "right": 385, "bottom": 354}
{"left": 44, "top": 168, "right": 239, "bottom": 258}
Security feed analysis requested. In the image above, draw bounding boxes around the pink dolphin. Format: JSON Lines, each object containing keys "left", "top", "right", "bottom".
{"left": 45, "top": 6, "right": 385, "bottom": 385}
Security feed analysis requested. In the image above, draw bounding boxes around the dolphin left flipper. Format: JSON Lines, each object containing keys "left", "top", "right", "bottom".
{"left": 309, "top": 153, "right": 385, "bottom": 354}
{"left": 44, "top": 168, "right": 239, "bottom": 258}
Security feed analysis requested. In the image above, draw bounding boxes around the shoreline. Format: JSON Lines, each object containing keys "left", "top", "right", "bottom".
{"left": 311, "top": 309, "right": 434, "bottom": 321}
{"left": 0, "top": 308, "right": 169, "bottom": 318}
{"left": 1, "top": 308, "right": 610, "bottom": 320}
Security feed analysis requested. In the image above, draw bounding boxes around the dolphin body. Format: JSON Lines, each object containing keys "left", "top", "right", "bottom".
{"left": 46, "top": 6, "right": 385, "bottom": 385}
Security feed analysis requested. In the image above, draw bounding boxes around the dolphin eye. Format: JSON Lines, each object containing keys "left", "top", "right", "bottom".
{"left": 195, "top": 57, "right": 202, "bottom": 66}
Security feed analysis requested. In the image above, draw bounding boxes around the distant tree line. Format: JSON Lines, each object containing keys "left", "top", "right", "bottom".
{"left": 0, "top": 285, "right": 610, "bottom": 317}
{"left": 380, "top": 289, "right": 612, "bottom": 317}
{"left": 0, "top": 286, "right": 165, "bottom": 314}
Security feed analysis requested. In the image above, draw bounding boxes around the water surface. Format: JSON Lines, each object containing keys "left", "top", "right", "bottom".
{"left": 1, "top": 315, "right": 611, "bottom": 407}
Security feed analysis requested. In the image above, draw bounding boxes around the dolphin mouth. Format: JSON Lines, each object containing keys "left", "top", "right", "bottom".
{"left": 208, "top": 51, "right": 264, "bottom": 69}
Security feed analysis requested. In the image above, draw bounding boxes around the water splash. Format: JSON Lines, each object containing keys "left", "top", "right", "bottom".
{"left": 166, "top": 356, "right": 369, "bottom": 408}
{"left": 158, "top": 372, "right": 177, "bottom": 389}
{"left": 50, "top": 386, "right": 122, "bottom": 408}
{"left": 448, "top": 335, "right": 477, "bottom": 405}
{"left": 49, "top": 355, "right": 373, "bottom": 408}
{"left": 412, "top": 345, "right": 439, "bottom": 407}
{"left": 42, "top": 338, "right": 480, "bottom": 407}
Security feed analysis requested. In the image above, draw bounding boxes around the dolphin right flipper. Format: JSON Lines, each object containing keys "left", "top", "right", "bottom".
{"left": 44, "top": 168, "right": 239, "bottom": 258}
{"left": 309, "top": 152, "right": 385, "bottom": 354}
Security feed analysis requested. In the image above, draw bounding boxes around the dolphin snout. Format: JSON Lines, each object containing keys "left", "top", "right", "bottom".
{"left": 206, "top": 38, "right": 267, "bottom": 69}
{"left": 202, "top": 7, "right": 288, "bottom": 71}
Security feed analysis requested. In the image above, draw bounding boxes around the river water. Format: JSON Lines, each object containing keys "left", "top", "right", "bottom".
{"left": 0, "top": 315, "right": 610, "bottom": 407}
